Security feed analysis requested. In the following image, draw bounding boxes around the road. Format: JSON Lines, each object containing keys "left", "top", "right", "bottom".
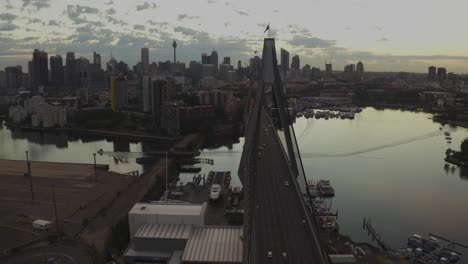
{"left": 249, "top": 108, "right": 326, "bottom": 264}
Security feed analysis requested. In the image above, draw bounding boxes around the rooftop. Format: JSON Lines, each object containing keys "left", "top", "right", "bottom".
{"left": 135, "top": 224, "right": 193, "bottom": 240}
{"left": 182, "top": 226, "right": 243, "bottom": 263}
{"left": 129, "top": 202, "right": 206, "bottom": 216}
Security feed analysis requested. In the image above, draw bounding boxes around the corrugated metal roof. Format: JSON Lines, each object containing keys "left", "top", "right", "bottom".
{"left": 129, "top": 202, "right": 206, "bottom": 216}
{"left": 182, "top": 226, "right": 243, "bottom": 263}
{"left": 135, "top": 224, "right": 193, "bottom": 239}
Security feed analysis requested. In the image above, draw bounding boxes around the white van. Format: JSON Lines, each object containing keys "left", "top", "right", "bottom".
{"left": 32, "top": 219, "right": 53, "bottom": 231}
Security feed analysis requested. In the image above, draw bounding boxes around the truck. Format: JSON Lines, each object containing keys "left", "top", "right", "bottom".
{"left": 32, "top": 219, "right": 53, "bottom": 231}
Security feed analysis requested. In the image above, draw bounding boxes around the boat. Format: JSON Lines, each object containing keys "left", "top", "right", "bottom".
{"left": 210, "top": 184, "right": 221, "bottom": 200}
{"left": 407, "top": 234, "right": 423, "bottom": 248}
{"left": 317, "top": 179, "right": 335, "bottom": 197}
{"left": 307, "top": 180, "right": 319, "bottom": 197}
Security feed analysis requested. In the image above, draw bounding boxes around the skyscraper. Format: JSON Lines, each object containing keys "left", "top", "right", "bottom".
{"left": 437, "top": 67, "right": 447, "bottom": 82}
{"left": 291, "top": 55, "right": 300, "bottom": 70}
{"left": 141, "top": 47, "right": 149, "bottom": 74}
{"left": 280, "top": 48, "right": 290, "bottom": 72}
{"left": 201, "top": 53, "right": 210, "bottom": 64}
{"left": 428, "top": 66, "right": 437, "bottom": 81}
{"left": 65, "top": 52, "right": 76, "bottom": 87}
{"left": 356, "top": 61, "right": 364, "bottom": 80}
{"left": 50, "top": 55, "right": 64, "bottom": 86}
{"left": 32, "top": 49, "right": 48, "bottom": 89}
{"left": 223, "top": 57, "right": 231, "bottom": 65}
{"left": 93, "top": 51, "right": 101, "bottom": 68}
{"left": 210, "top": 50, "right": 219, "bottom": 72}
{"left": 325, "top": 63, "right": 333, "bottom": 80}
{"left": 5, "top": 66, "right": 22, "bottom": 90}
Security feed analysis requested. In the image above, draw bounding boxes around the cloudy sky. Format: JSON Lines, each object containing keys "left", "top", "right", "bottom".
{"left": 1, "top": 0, "right": 468, "bottom": 73}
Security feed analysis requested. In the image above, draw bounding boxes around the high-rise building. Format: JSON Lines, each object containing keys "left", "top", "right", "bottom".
{"left": 110, "top": 75, "right": 127, "bottom": 112}
{"left": 50, "top": 55, "right": 64, "bottom": 86}
{"left": 280, "top": 48, "right": 290, "bottom": 72}
{"left": 151, "top": 79, "right": 171, "bottom": 123}
{"left": 223, "top": 57, "right": 231, "bottom": 65}
{"left": 291, "top": 55, "right": 300, "bottom": 70}
{"left": 210, "top": 50, "right": 219, "bottom": 72}
{"left": 5, "top": 66, "right": 22, "bottom": 90}
{"left": 437, "top": 67, "right": 447, "bottom": 82}
{"left": 428, "top": 66, "right": 437, "bottom": 81}
{"left": 141, "top": 47, "right": 149, "bottom": 74}
{"left": 356, "top": 61, "right": 364, "bottom": 80}
{"left": 302, "top": 64, "right": 311, "bottom": 79}
{"left": 325, "top": 63, "right": 333, "bottom": 80}
{"left": 343, "top": 64, "right": 355, "bottom": 81}
{"left": 237, "top": 60, "right": 242, "bottom": 70}
{"left": 189, "top": 61, "right": 202, "bottom": 86}
{"left": 311, "top": 67, "right": 321, "bottom": 80}
{"left": 93, "top": 51, "right": 101, "bottom": 68}
{"left": 201, "top": 53, "right": 210, "bottom": 64}
{"left": 142, "top": 76, "right": 152, "bottom": 113}
{"left": 65, "top": 52, "right": 76, "bottom": 87}
{"left": 32, "top": 49, "right": 48, "bottom": 89}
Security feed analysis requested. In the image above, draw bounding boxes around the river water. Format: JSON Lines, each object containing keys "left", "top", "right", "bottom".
{"left": 2, "top": 107, "right": 468, "bottom": 256}
{"left": 194, "top": 107, "right": 468, "bottom": 257}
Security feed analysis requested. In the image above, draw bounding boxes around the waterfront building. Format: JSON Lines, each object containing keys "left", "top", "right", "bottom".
{"left": 110, "top": 76, "right": 128, "bottom": 112}
{"left": 141, "top": 47, "right": 149, "bottom": 74}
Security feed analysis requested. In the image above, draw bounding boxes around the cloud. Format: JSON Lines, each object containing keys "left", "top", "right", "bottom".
{"left": 377, "top": 37, "right": 389, "bottom": 42}
{"left": 177, "top": 14, "right": 199, "bottom": 21}
{"left": 22, "top": 0, "right": 51, "bottom": 10}
{"left": 106, "top": 8, "right": 116, "bottom": 15}
{"left": 136, "top": 2, "right": 151, "bottom": 11}
{"left": 147, "top": 20, "right": 168, "bottom": 27}
{"left": 107, "top": 16, "right": 127, "bottom": 26}
{"left": 0, "top": 13, "right": 16, "bottom": 21}
{"left": 234, "top": 9, "right": 248, "bottom": 16}
{"left": 133, "top": 25, "right": 146, "bottom": 30}
{"left": 27, "top": 18, "right": 42, "bottom": 24}
{"left": 105, "top": 0, "right": 114, "bottom": 4}
{"left": 224, "top": 21, "right": 231, "bottom": 27}
{"left": 0, "top": 23, "right": 18, "bottom": 31}
{"left": 288, "top": 35, "right": 337, "bottom": 49}
{"left": 66, "top": 5, "right": 100, "bottom": 24}
{"left": 48, "top": 20, "right": 59, "bottom": 26}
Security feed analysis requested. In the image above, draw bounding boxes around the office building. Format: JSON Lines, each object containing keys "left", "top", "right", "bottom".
{"left": 210, "top": 50, "right": 219, "bottom": 72}
{"left": 237, "top": 60, "right": 242, "bottom": 70}
{"left": 291, "top": 55, "right": 300, "bottom": 71}
{"left": 311, "top": 67, "right": 321, "bottom": 80}
{"left": 202, "top": 64, "right": 216, "bottom": 78}
{"left": 189, "top": 61, "right": 202, "bottom": 85}
{"left": 65, "top": 52, "right": 76, "bottom": 87}
{"left": 141, "top": 47, "right": 149, "bottom": 74}
{"left": 222, "top": 57, "right": 231, "bottom": 65}
{"left": 437, "top": 67, "right": 447, "bottom": 82}
{"left": 302, "top": 64, "right": 311, "bottom": 80}
{"left": 201, "top": 53, "right": 210, "bottom": 64}
{"left": 142, "top": 76, "right": 152, "bottom": 113}
{"left": 428, "top": 66, "right": 437, "bottom": 81}
{"left": 151, "top": 79, "right": 171, "bottom": 123}
{"left": 280, "top": 48, "right": 290, "bottom": 72}
{"left": 5, "top": 66, "right": 22, "bottom": 90}
{"left": 93, "top": 51, "right": 101, "bottom": 69}
{"left": 110, "top": 76, "right": 128, "bottom": 112}
{"left": 50, "top": 55, "right": 64, "bottom": 86}
{"left": 343, "top": 64, "right": 355, "bottom": 81}
{"left": 32, "top": 49, "right": 48, "bottom": 90}
{"left": 325, "top": 63, "right": 333, "bottom": 80}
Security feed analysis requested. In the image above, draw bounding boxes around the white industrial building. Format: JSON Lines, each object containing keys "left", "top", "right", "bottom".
{"left": 124, "top": 202, "right": 243, "bottom": 264}
{"left": 8, "top": 95, "right": 67, "bottom": 127}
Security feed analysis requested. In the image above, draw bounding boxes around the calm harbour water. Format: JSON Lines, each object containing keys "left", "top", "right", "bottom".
{"left": 2, "top": 107, "right": 468, "bottom": 256}
{"left": 195, "top": 107, "right": 468, "bottom": 256}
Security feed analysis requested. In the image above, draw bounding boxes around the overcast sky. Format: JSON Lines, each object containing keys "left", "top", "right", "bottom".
{"left": 1, "top": 0, "right": 468, "bottom": 73}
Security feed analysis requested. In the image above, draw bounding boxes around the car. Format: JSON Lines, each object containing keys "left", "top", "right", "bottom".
{"left": 267, "top": 251, "right": 273, "bottom": 258}
{"left": 257, "top": 152, "right": 262, "bottom": 159}
{"left": 284, "top": 181, "right": 289, "bottom": 187}
{"left": 282, "top": 252, "right": 288, "bottom": 260}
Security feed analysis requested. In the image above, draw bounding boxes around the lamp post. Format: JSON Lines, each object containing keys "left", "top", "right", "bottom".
{"left": 26, "top": 151, "right": 34, "bottom": 203}
{"left": 93, "top": 153, "right": 97, "bottom": 182}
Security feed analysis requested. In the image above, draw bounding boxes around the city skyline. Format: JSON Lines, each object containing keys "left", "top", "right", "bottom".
{"left": 1, "top": 0, "right": 468, "bottom": 73}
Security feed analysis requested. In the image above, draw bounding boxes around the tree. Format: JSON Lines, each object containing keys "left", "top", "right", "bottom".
{"left": 461, "top": 138, "right": 468, "bottom": 155}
